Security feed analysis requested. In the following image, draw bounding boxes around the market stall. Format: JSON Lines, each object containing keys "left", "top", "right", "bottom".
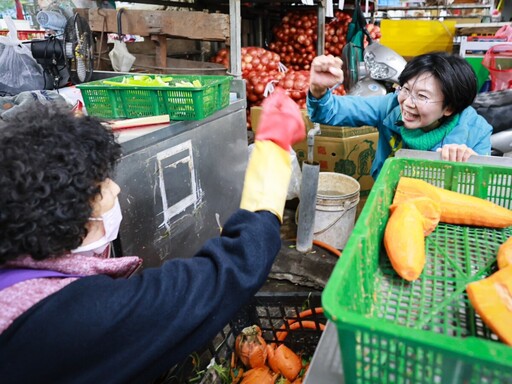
{"left": 1, "top": 0, "right": 512, "bottom": 382}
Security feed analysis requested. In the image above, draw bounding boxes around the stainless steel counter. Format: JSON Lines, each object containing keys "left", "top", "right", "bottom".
{"left": 114, "top": 80, "right": 248, "bottom": 268}
{"left": 303, "top": 321, "right": 345, "bottom": 384}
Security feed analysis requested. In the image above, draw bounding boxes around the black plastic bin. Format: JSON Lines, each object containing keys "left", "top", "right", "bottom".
{"left": 154, "top": 291, "right": 326, "bottom": 384}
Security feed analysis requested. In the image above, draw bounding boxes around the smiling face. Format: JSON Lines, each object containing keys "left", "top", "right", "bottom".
{"left": 398, "top": 72, "right": 454, "bottom": 131}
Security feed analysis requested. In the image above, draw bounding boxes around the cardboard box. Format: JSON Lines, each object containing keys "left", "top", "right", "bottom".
{"left": 250, "top": 106, "right": 310, "bottom": 135}
{"left": 250, "top": 106, "right": 379, "bottom": 197}
{"left": 293, "top": 126, "right": 379, "bottom": 196}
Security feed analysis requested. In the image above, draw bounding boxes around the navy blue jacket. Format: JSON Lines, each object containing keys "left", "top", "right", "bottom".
{"left": 0, "top": 210, "right": 281, "bottom": 384}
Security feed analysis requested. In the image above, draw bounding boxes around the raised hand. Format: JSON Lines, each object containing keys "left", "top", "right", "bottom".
{"left": 309, "top": 55, "right": 344, "bottom": 99}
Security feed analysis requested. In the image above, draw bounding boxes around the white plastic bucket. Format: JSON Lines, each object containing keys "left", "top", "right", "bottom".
{"left": 313, "top": 172, "right": 360, "bottom": 250}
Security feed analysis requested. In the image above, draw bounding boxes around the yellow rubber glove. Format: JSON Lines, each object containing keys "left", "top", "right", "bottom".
{"left": 240, "top": 141, "right": 291, "bottom": 222}
{"left": 240, "top": 88, "right": 306, "bottom": 222}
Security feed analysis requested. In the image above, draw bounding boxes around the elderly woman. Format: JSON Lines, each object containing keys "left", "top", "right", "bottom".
{"left": 0, "top": 89, "right": 305, "bottom": 382}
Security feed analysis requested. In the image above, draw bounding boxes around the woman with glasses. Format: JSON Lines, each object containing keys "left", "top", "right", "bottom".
{"left": 307, "top": 51, "right": 492, "bottom": 179}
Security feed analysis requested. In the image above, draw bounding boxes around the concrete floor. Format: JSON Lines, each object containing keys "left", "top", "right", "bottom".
{"left": 262, "top": 199, "right": 341, "bottom": 293}
{"left": 249, "top": 124, "right": 368, "bottom": 293}
{"left": 261, "top": 174, "right": 373, "bottom": 293}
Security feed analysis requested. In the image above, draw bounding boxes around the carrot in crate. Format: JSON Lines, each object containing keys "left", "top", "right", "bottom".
{"left": 393, "top": 177, "right": 512, "bottom": 228}
{"left": 385, "top": 196, "right": 440, "bottom": 281}
{"left": 275, "top": 321, "right": 325, "bottom": 343}
{"left": 235, "top": 325, "right": 268, "bottom": 369}
{"left": 384, "top": 201, "right": 426, "bottom": 281}
{"left": 267, "top": 344, "right": 302, "bottom": 381}
{"left": 466, "top": 264, "right": 512, "bottom": 346}
{"left": 240, "top": 366, "right": 277, "bottom": 384}
{"left": 497, "top": 236, "right": 512, "bottom": 269}
{"left": 390, "top": 196, "right": 441, "bottom": 236}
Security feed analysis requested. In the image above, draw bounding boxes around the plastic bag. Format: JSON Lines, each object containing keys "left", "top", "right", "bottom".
{"left": 0, "top": 17, "right": 45, "bottom": 95}
{"left": 482, "top": 44, "right": 512, "bottom": 91}
{"left": 247, "top": 144, "right": 302, "bottom": 200}
{"left": 473, "top": 89, "right": 512, "bottom": 134}
{"left": 288, "top": 148, "right": 302, "bottom": 200}
{"left": 0, "top": 90, "right": 71, "bottom": 122}
{"left": 109, "top": 40, "right": 136, "bottom": 72}
{"left": 495, "top": 25, "right": 512, "bottom": 42}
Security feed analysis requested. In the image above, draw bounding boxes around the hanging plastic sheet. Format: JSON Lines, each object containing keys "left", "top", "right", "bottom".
{"left": 0, "top": 17, "right": 44, "bottom": 95}
{"left": 345, "top": 0, "right": 371, "bottom": 61}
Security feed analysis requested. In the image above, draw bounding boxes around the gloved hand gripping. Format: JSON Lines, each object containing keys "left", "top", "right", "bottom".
{"left": 240, "top": 88, "right": 306, "bottom": 222}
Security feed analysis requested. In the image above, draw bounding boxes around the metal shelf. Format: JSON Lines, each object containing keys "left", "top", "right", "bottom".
{"left": 373, "top": 1, "right": 494, "bottom": 20}
{"left": 377, "top": 3, "right": 492, "bottom": 11}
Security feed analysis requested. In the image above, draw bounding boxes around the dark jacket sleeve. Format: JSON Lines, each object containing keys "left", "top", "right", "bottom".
{"left": 0, "top": 210, "right": 281, "bottom": 384}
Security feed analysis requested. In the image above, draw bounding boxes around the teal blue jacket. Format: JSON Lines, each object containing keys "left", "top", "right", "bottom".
{"left": 307, "top": 91, "right": 493, "bottom": 179}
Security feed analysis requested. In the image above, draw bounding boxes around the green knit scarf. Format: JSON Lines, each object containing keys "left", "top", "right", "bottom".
{"left": 399, "top": 114, "right": 460, "bottom": 151}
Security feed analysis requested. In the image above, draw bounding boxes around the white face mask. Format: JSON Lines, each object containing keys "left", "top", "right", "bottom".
{"left": 72, "top": 199, "right": 123, "bottom": 257}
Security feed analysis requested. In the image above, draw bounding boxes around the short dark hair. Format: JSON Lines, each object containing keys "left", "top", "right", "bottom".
{"left": 0, "top": 106, "right": 122, "bottom": 263}
{"left": 399, "top": 51, "right": 477, "bottom": 114}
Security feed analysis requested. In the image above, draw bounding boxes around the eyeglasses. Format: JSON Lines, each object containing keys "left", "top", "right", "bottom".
{"left": 396, "top": 86, "right": 443, "bottom": 106}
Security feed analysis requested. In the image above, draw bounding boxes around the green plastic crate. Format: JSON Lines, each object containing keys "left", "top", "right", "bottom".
{"left": 76, "top": 74, "right": 232, "bottom": 121}
{"left": 322, "top": 157, "right": 512, "bottom": 384}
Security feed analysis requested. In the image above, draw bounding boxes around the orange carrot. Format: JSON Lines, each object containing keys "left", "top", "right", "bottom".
{"left": 312, "top": 239, "right": 342, "bottom": 257}
{"left": 497, "top": 236, "right": 512, "bottom": 269}
{"left": 231, "top": 352, "right": 244, "bottom": 384}
{"left": 390, "top": 196, "right": 441, "bottom": 236}
{"left": 267, "top": 344, "right": 302, "bottom": 381}
{"left": 241, "top": 366, "right": 277, "bottom": 384}
{"left": 231, "top": 366, "right": 244, "bottom": 384}
{"left": 235, "top": 325, "right": 268, "bottom": 369}
{"left": 277, "top": 308, "right": 324, "bottom": 336}
{"left": 466, "top": 265, "right": 512, "bottom": 345}
{"left": 384, "top": 201, "right": 426, "bottom": 281}
{"left": 393, "top": 177, "right": 512, "bottom": 228}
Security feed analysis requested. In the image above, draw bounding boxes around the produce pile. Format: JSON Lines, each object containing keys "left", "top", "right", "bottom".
{"left": 268, "top": 11, "right": 319, "bottom": 71}
{"left": 218, "top": 47, "right": 284, "bottom": 104}
{"left": 275, "top": 70, "right": 310, "bottom": 109}
{"left": 184, "top": 314, "right": 324, "bottom": 384}
{"left": 268, "top": 9, "right": 381, "bottom": 73}
{"left": 228, "top": 318, "right": 324, "bottom": 384}
{"left": 212, "top": 46, "right": 312, "bottom": 127}
{"left": 210, "top": 10, "right": 383, "bottom": 128}
{"left": 385, "top": 177, "right": 512, "bottom": 346}
{"left": 101, "top": 75, "right": 203, "bottom": 88}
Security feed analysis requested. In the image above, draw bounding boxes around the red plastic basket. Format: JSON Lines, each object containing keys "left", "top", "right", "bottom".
{"left": 0, "top": 30, "right": 46, "bottom": 40}
{"left": 482, "top": 44, "right": 512, "bottom": 91}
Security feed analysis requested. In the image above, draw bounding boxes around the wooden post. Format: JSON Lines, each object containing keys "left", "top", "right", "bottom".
{"left": 229, "top": 0, "right": 242, "bottom": 79}
{"left": 151, "top": 34, "right": 168, "bottom": 70}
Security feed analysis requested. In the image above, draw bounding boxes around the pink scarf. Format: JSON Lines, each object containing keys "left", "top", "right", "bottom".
{"left": 0, "top": 253, "right": 142, "bottom": 334}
